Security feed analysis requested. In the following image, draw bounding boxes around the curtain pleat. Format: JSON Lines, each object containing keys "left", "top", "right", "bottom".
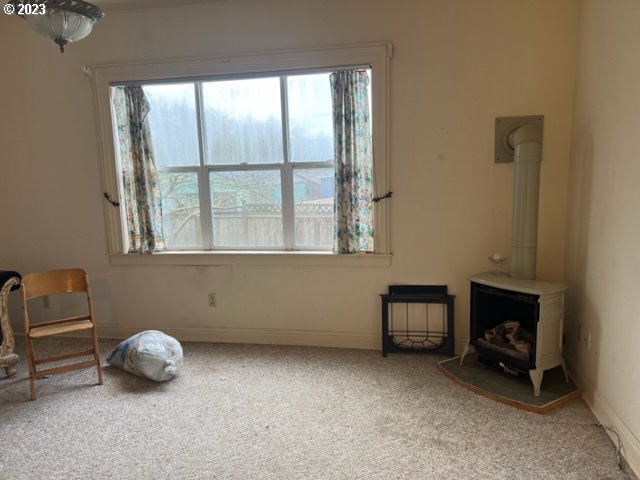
{"left": 112, "top": 86, "right": 165, "bottom": 253}
{"left": 330, "top": 70, "right": 374, "bottom": 254}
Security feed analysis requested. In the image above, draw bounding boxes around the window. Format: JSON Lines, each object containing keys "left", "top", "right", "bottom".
{"left": 94, "top": 44, "right": 391, "bottom": 264}
{"left": 113, "top": 73, "right": 346, "bottom": 251}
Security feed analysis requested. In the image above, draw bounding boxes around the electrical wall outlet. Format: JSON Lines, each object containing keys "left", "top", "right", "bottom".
{"left": 581, "top": 328, "right": 591, "bottom": 351}
{"left": 577, "top": 324, "right": 592, "bottom": 351}
{"left": 208, "top": 293, "right": 217, "bottom": 307}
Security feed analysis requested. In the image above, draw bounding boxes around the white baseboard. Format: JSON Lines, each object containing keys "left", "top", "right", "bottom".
{"left": 11, "top": 321, "right": 463, "bottom": 353}
{"left": 584, "top": 387, "right": 640, "bottom": 479}
{"left": 567, "top": 358, "right": 640, "bottom": 479}
{"left": 95, "top": 324, "right": 382, "bottom": 350}
{"left": 10, "top": 321, "right": 380, "bottom": 350}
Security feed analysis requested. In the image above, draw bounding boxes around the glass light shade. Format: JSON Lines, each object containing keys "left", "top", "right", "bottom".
{"left": 10, "top": 0, "right": 105, "bottom": 53}
{"left": 25, "top": 9, "right": 95, "bottom": 46}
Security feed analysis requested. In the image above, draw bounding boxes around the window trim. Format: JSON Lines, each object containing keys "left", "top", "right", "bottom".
{"left": 92, "top": 43, "right": 392, "bottom": 262}
{"left": 109, "top": 251, "right": 392, "bottom": 267}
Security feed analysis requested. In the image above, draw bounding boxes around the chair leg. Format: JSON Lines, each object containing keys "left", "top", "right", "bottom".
{"left": 29, "top": 375, "right": 36, "bottom": 401}
{"left": 24, "top": 335, "right": 36, "bottom": 401}
{"left": 91, "top": 328, "right": 103, "bottom": 386}
{"left": 96, "top": 361, "right": 103, "bottom": 385}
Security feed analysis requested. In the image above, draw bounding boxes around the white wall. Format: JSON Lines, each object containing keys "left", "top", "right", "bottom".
{"left": 565, "top": 0, "right": 640, "bottom": 473}
{"left": 0, "top": 0, "right": 578, "bottom": 351}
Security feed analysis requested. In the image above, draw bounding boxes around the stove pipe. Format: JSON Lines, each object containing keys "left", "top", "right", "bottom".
{"left": 508, "top": 124, "right": 542, "bottom": 280}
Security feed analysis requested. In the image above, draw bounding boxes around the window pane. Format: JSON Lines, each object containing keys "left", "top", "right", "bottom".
{"left": 143, "top": 84, "right": 199, "bottom": 167}
{"left": 287, "top": 73, "right": 334, "bottom": 162}
{"left": 293, "top": 168, "right": 334, "bottom": 248}
{"left": 158, "top": 171, "right": 202, "bottom": 249}
{"left": 202, "top": 78, "right": 283, "bottom": 165}
{"left": 210, "top": 170, "right": 283, "bottom": 248}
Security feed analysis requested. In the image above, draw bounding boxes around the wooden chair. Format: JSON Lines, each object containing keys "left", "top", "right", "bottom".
{"left": 20, "top": 268, "right": 103, "bottom": 400}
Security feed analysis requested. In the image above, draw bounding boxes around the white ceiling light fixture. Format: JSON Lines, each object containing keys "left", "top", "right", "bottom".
{"left": 9, "top": 0, "right": 104, "bottom": 53}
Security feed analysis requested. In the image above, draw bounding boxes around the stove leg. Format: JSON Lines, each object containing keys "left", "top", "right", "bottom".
{"left": 460, "top": 343, "right": 473, "bottom": 365}
{"left": 529, "top": 368, "right": 543, "bottom": 396}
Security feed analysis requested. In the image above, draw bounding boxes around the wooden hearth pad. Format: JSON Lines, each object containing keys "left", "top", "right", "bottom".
{"left": 438, "top": 352, "right": 582, "bottom": 414}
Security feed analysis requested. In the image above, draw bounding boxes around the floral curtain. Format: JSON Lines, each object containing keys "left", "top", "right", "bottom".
{"left": 330, "top": 70, "right": 374, "bottom": 254}
{"left": 112, "top": 86, "right": 165, "bottom": 253}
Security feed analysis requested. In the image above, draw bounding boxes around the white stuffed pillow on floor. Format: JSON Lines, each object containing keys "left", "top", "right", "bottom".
{"left": 107, "top": 330, "right": 183, "bottom": 382}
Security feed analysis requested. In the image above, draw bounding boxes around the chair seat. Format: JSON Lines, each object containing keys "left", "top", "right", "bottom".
{"left": 30, "top": 319, "right": 94, "bottom": 338}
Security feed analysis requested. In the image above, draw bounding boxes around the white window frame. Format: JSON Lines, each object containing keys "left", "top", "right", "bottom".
{"left": 92, "top": 43, "right": 392, "bottom": 266}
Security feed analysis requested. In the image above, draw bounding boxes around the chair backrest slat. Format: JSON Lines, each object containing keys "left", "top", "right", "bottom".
{"left": 21, "top": 268, "right": 88, "bottom": 300}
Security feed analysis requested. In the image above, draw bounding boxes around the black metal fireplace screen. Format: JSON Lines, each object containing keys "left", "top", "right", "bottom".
{"left": 380, "top": 285, "right": 455, "bottom": 356}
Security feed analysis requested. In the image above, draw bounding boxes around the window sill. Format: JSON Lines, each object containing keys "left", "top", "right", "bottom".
{"left": 108, "top": 251, "right": 392, "bottom": 267}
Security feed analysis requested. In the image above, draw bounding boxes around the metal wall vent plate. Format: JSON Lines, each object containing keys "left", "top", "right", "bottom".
{"left": 494, "top": 115, "right": 543, "bottom": 163}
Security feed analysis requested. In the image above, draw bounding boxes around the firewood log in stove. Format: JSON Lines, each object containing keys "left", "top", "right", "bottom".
{"left": 484, "top": 320, "right": 533, "bottom": 359}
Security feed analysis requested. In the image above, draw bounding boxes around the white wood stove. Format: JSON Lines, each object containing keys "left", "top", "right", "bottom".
{"left": 461, "top": 272, "right": 568, "bottom": 396}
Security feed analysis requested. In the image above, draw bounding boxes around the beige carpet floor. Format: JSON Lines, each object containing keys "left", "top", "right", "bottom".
{"left": 0, "top": 337, "right": 628, "bottom": 480}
